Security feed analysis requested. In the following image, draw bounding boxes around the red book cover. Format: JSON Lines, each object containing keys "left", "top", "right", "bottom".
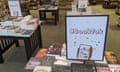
{"left": 47, "top": 43, "right": 63, "bottom": 55}
{"left": 35, "top": 48, "right": 47, "bottom": 58}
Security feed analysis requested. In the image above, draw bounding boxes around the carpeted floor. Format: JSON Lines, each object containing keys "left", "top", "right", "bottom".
{"left": 0, "top": 4, "right": 120, "bottom": 72}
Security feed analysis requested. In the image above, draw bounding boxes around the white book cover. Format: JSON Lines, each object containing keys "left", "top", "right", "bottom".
{"left": 108, "top": 64, "right": 120, "bottom": 72}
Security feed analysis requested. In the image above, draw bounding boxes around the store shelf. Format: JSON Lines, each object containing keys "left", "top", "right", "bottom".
{"left": 115, "top": 0, "right": 120, "bottom": 15}
{"left": 89, "top": 0, "right": 97, "bottom": 5}
{"left": 102, "top": 0, "right": 118, "bottom": 9}
{"left": 20, "top": 0, "right": 30, "bottom": 16}
{"left": 0, "top": 1, "right": 9, "bottom": 21}
{"left": 29, "top": 0, "right": 38, "bottom": 10}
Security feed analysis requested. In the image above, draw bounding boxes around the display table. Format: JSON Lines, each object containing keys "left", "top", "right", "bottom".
{"left": 0, "top": 16, "right": 42, "bottom": 63}
{"left": 38, "top": 5, "right": 59, "bottom": 25}
{"left": 24, "top": 47, "right": 120, "bottom": 72}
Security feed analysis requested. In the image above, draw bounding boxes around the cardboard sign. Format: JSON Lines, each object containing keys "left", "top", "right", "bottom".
{"left": 7, "top": 0, "right": 22, "bottom": 16}
{"left": 78, "top": 0, "right": 88, "bottom": 8}
{"left": 65, "top": 15, "right": 109, "bottom": 60}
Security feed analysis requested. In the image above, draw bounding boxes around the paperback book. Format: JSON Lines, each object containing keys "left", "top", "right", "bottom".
{"left": 71, "top": 63, "right": 95, "bottom": 72}
{"left": 109, "top": 64, "right": 120, "bottom": 72}
{"left": 40, "top": 56, "right": 55, "bottom": 66}
{"left": 54, "top": 56, "right": 68, "bottom": 66}
{"left": 52, "top": 65, "right": 70, "bottom": 72}
{"left": 24, "top": 57, "right": 41, "bottom": 72}
{"left": 33, "top": 66, "right": 52, "bottom": 72}
{"left": 95, "top": 63, "right": 111, "bottom": 72}
{"left": 105, "top": 51, "right": 119, "bottom": 64}
{"left": 47, "top": 43, "right": 63, "bottom": 55}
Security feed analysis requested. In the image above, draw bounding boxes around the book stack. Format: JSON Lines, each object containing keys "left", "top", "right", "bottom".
{"left": 33, "top": 66, "right": 52, "bottom": 72}
{"left": 109, "top": 64, "right": 120, "bottom": 72}
{"left": 24, "top": 57, "right": 41, "bottom": 72}
{"left": 47, "top": 43, "right": 63, "bottom": 56}
{"left": 105, "top": 51, "right": 120, "bottom": 72}
{"left": 35, "top": 48, "right": 48, "bottom": 58}
{"left": 24, "top": 56, "right": 55, "bottom": 72}
{"left": 95, "top": 63, "right": 111, "bottom": 72}
{"left": 105, "top": 51, "right": 119, "bottom": 64}
{"left": 71, "top": 63, "right": 96, "bottom": 72}
{"left": 40, "top": 56, "right": 55, "bottom": 66}
{"left": 52, "top": 65, "right": 70, "bottom": 72}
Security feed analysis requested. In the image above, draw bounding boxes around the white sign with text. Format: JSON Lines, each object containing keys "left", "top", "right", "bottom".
{"left": 66, "top": 15, "right": 109, "bottom": 60}
{"left": 7, "top": 0, "right": 22, "bottom": 16}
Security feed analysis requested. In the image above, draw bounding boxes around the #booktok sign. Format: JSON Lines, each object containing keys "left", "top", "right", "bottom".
{"left": 66, "top": 15, "right": 109, "bottom": 60}
{"left": 7, "top": 0, "right": 22, "bottom": 16}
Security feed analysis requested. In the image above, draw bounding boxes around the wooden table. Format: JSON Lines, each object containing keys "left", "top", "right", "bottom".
{"left": 0, "top": 17, "right": 42, "bottom": 63}
{"left": 38, "top": 5, "right": 59, "bottom": 25}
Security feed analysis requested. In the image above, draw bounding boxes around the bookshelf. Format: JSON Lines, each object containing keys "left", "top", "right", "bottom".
{"left": 29, "top": 0, "right": 38, "bottom": 10}
{"left": 115, "top": 0, "right": 120, "bottom": 15}
{"left": 89, "top": 0, "right": 97, "bottom": 5}
{"left": 20, "top": 0, "right": 30, "bottom": 16}
{"left": 102, "top": 0, "right": 118, "bottom": 9}
{"left": 0, "top": 1, "right": 9, "bottom": 21}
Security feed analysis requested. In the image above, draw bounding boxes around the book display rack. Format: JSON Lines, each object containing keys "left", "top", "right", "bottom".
{"left": 102, "top": 0, "right": 118, "bottom": 9}
{"left": 0, "top": 1, "right": 9, "bottom": 21}
{"left": 115, "top": 0, "right": 120, "bottom": 15}
{"left": 89, "top": 0, "right": 97, "bottom": 5}
{"left": 20, "top": 0, "right": 30, "bottom": 16}
{"left": 29, "top": 0, "right": 38, "bottom": 10}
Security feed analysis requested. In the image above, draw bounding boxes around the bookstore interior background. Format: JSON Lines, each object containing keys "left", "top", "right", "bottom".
{"left": 0, "top": 0, "right": 120, "bottom": 72}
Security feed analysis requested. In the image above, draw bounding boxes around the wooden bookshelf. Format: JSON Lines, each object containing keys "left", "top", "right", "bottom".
{"left": 29, "top": 0, "right": 38, "bottom": 10}
{"left": 115, "top": 0, "right": 120, "bottom": 15}
{"left": 89, "top": 0, "right": 97, "bottom": 5}
{"left": 20, "top": 0, "right": 30, "bottom": 16}
{"left": 0, "top": 1, "right": 9, "bottom": 21}
{"left": 102, "top": 0, "right": 118, "bottom": 9}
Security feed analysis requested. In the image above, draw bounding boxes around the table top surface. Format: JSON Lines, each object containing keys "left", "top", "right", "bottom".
{"left": 38, "top": 5, "right": 59, "bottom": 11}
{"left": 0, "top": 15, "right": 41, "bottom": 37}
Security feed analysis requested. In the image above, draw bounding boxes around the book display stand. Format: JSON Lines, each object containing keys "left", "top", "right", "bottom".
{"left": 24, "top": 45, "right": 120, "bottom": 72}
{"left": 115, "top": 0, "right": 120, "bottom": 15}
{"left": 23, "top": 1, "right": 120, "bottom": 71}
{"left": 102, "top": 0, "right": 118, "bottom": 9}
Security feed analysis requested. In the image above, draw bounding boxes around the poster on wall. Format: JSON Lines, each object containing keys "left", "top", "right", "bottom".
{"left": 7, "top": 0, "right": 22, "bottom": 17}
{"left": 65, "top": 15, "right": 109, "bottom": 60}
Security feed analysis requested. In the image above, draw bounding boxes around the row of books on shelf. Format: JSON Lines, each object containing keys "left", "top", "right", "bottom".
{"left": 24, "top": 42, "right": 120, "bottom": 72}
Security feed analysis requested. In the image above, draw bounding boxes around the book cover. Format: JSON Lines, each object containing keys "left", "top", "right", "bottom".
{"left": 22, "top": 30, "right": 33, "bottom": 35}
{"left": 71, "top": 63, "right": 95, "bottom": 72}
{"left": 95, "top": 63, "right": 111, "bottom": 72}
{"left": 52, "top": 65, "right": 70, "bottom": 72}
{"left": 24, "top": 57, "right": 41, "bottom": 70}
{"left": 47, "top": 43, "right": 63, "bottom": 55}
{"left": 54, "top": 56, "right": 68, "bottom": 66}
{"left": 35, "top": 48, "right": 48, "bottom": 58}
{"left": 105, "top": 51, "right": 119, "bottom": 64}
{"left": 40, "top": 56, "right": 55, "bottom": 66}
{"left": 109, "top": 64, "right": 120, "bottom": 72}
{"left": 33, "top": 66, "right": 52, "bottom": 72}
